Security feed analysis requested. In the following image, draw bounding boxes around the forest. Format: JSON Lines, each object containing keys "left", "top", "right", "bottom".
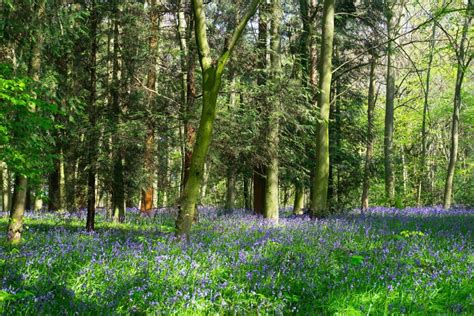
{"left": 0, "top": 0, "right": 473, "bottom": 314}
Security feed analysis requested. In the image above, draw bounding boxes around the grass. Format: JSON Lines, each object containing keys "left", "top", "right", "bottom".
{"left": 0, "top": 206, "right": 473, "bottom": 314}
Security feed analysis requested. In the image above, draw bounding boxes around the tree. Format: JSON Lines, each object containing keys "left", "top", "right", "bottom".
{"left": 442, "top": 0, "right": 473, "bottom": 209}
{"left": 310, "top": 0, "right": 335, "bottom": 216}
{"left": 361, "top": 54, "right": 377, "bottom": 210}
{"left": 85, "top": 0, "right": 99, "bottom": 232}
{"left": 263, "top": 0, "right": 282, "bottom": 221}
{"left": 175, "top": 0, "right": 261, "bottom": 238}
{"left": 141, "top": 0, "right": 160, "bottom": 213}
{"left": 7, "top": 0, "right": 46, "bottom": 243}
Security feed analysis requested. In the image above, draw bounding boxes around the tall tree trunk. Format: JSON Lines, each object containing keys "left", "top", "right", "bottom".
{"left": 361, "top": 55, "right": 376, "bottom": 210}
{"left": 141, "top": 0, "right": 159, "bottom": 213}
{"left": 253, "top": 1, "right": 268, "bottom": 216}
{"left": 8, "top": 0, "right": 45, "bottom": 243}
{"left": 443, "top": 4, "right": 472, "bottom": 209}
{"left": 310, "top": 0, "right": 334, "bottom": 217}
{"left": 86, "top": 0, "right": 98, "bottom": 232}
{"left": 384, "top": 2, "right": 398, "bottom": 204}
{"left": 416, "top": 21, "right": 436, "bottom": 206}
{"left": 299, "top": 0, "right": 318, "bottom": 204}
{"left": 111, "top": 14, "right": 125, "bottom": 223}
{"left": 263, "top": 0, "right": 281, "bottom": 221}
{"left": 225, "top": 166, "right": 236, "bottom": 210}
{"left": 2, "top": 165, "right": 11, "bottom": 212}
{"left": 293, "top": 182, "right": 304, "bottom": 215}
{"left": 175, "top": 0, "right": 261, "bottom": 238}
{"left": 178, "top": 0, "right": 197, "bottom": 194}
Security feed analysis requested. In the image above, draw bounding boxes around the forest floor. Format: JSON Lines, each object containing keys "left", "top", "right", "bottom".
{"left": 0, "top": 207, "right": 473, "bottom": 314}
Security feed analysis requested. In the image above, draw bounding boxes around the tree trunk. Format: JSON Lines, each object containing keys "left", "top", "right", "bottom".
{"left": 443, "top": 5, "right": 472, "bottom": 209}
{"left": 141, "top": 0, "right": 159, "bottom": 213}
{"left": 175, "top": 0, "right": 261, "bottom": 238}
{"left": 253, "top": 1, "right": 268, "bottom": 216}
{"left": 293, "top": 182, "right": 304, "bottom": 215}
{"left": 86, "top": 0, "right": 98, "bottom": 232}
{"left": 263, "top": 0, "right": 281, "bottom": 221}
{"left": 416, "top": 21, "right": 436, "bottom": 206}
{"left": 361, "top": 55, "right": 376, "bottom": 210}
{"left": 225, "top": 166, "right": 236, "bottom": 210}
{"left": 310, "top": 0, "right": 334, "bottom": 217}
{"left": 253, "top": 165, "right": 265, "bottom": 215}
{"left": 243, "top": 175, "right": 251, "bottom": 210}
{"left": 110, "top": 14, "right": 125, "bottom": 223}
{"left": 178, "top": 0, "right": 197, "bottom": 194}
{"left": 8, "top": 176, "right": 27, "bottom": 243}
{"left": 384, "top": 3, "right": 397, "bottom": 204}
{"left": 8, "top": 0, "right": 45, "bottom": 243}
{"left": 2, "top": 165, "right": 11, "bottom": 212}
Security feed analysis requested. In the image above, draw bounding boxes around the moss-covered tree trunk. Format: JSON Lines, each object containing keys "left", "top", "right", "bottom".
{"left": 175, "top": 0, "right": 261, "bottom": 238}
{"left": 310, "top": 0, "right": 334, "bottom": 217}
{"left": 361, "top": 55, "right": 377, "bottom": 211}
{"left": 443, "top": 4, "right": 472, "bottom": 209}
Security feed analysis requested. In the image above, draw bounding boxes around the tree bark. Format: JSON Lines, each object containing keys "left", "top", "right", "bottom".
{"left": 443, "top": 4, "right": 472, "bottom": 209}
{"left": 310, "top": 0, "right": 334, "bottom": 217}
{"left": 361, "top": 55, "right": 376, "bottom": 210}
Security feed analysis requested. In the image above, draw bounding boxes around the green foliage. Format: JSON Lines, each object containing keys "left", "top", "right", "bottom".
{"left": 0, "top": 64, "right": 58, "bottom": 181}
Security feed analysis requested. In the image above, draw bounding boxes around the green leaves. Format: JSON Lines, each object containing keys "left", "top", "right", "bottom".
{"left": 0, "top": 290, "right": 34, "bottom": 302}
{"left": 0, "top": 64, "right": 59, "bottom": 179}
{"left": 349, "top": 255, "right": 364, "bottom": 266}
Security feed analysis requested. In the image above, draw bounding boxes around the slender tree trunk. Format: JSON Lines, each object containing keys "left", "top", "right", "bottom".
{"left": 111, "top": 15, "right": 125, "bottom": 223}
{"left": 8, "top": 0, "right": 45, "bottom": 243}
{"left": 253, "top": 2, "right": 268, "bottom": 216}
{"left": 361, "top": 55, "right": 376, "bottom": 210}
{"left": 141, "top": 0, "right": 159, "bottom": 213}
{"left": 178, "top": 0, "right": 197, "bottom": 194}
{"left": 416, "top": 21, "right": 436, "bottom": 206}
{"left": 86, "top": 0, "right": 98, "bottom": 232}
{"left": 443, "top": 5, "right": 472, "bottom": 209}
{"left": 384, "top": 3, "right": 397, "bottom": 204}
{"left": 2, "top": 165, "right": 11, "bottom": 212}
{"left": 293, "top": 182, "right": 304, "bottom": 215}
{"left": 243, "top": 175, "right": 251, "bottom": 210}
{"left": 225, "top": 166, "right": 236, "bottom": 210}
{"left": 310, "top": 0, "right": 334, "bottom": 217}
{"left": 263, "top": 0, "right": 281, "bottom": 221}
{"left": 48, "top": 159, "right": 60, "bottom": 211}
